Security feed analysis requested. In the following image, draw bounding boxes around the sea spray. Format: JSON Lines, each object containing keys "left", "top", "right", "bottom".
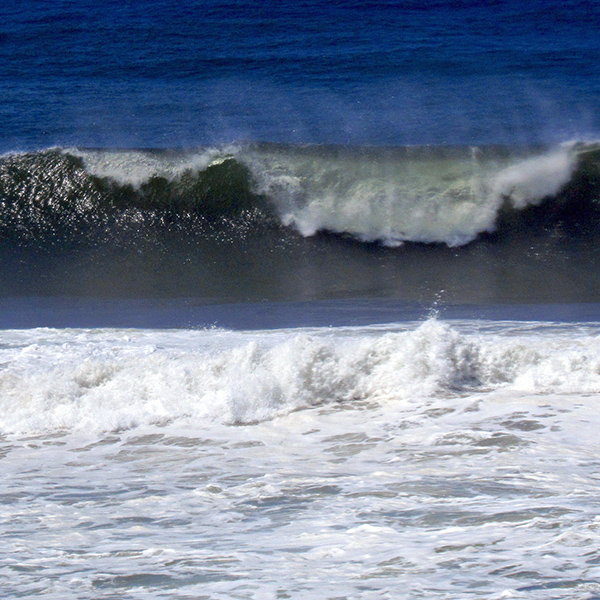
{"left": 3, "top": 319, "right": 600, "bottom": 435}
{"left": 2, "top": 142, "right": 593, "bottom": 249}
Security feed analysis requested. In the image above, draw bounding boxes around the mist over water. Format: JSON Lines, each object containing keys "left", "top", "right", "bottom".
{"left": 1, "top": 73, "right": 597, "bottom": 152}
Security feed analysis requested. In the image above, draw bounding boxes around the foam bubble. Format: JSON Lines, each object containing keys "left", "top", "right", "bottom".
{"left": 2, "top": 320, "right": 600, "bottom": 436}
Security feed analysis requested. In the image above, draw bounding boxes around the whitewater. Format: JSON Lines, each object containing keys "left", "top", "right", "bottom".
{"left": 2, "top": 141, "right": 592, "bottom": 247}
{"left": 3, "top": 317, "right": 600, "bottom": 599}
{"left": 4, "top": 0, "right": 600, "bottom": 597}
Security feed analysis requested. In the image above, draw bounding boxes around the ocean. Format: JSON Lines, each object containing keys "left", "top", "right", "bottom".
{"left": 2, "top": 1, "right": 600, "bottom": 598}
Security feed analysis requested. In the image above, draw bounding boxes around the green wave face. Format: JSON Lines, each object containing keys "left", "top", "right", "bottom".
{"left": 1, "top": 141, "right": 600, "bottom": 250}
{"left": 1, "top": 142, "right": 600, "bottom": 303}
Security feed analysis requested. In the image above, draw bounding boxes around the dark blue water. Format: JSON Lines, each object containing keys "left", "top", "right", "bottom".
{"left": 5, "top": 9, "right": 600, "bottom": 600}
{"left": 2, "top": 0, "right": 599, "bottom": 150}
{"left": 2, "top": 0, "right": 600, "bottom": 311}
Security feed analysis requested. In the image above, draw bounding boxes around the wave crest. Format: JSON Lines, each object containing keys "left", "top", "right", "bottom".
{"left": 3, "top": 319, "right": 600, "bottom": 435}
{"left": 1, "top": 141, "right": 599, "bottom": 250}
{"left": 0, "top": 148, "right": 271, "bottom": 247}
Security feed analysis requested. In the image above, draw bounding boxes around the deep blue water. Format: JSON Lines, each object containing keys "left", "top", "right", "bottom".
{"left": 5, "top": 9, "right": 600, "bottom": 598}
{"left": 1, "top": 1, "right": 600, "bottom": 308}
{"left": 2, "top": 0, "right": 600, "bottom": 150}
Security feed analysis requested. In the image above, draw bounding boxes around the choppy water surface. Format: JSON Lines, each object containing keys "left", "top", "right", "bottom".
{"left": 3, "top": 1, "right": 600, "bottom": 597}
{"left": 2, "top": 318, "right": 600, "bottom": 599}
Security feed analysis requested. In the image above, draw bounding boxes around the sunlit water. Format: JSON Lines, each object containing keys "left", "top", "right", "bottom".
{"left": 2, "top": 318, "right": 600, "bottom": 599}
{"left": 3, "top": 2, "right": 600, "bottom": 597}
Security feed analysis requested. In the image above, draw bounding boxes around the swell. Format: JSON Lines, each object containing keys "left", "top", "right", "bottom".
{"left": 0, "top": 147, "right": 276, "bottom": 249}
{"left": 1, "top": 142, "right": 600, "bottom": 251}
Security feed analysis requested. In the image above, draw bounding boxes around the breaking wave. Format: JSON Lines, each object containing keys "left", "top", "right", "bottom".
{"left": 1, "top": 141, "right": 600, "bottom": 249}
{"left": 2, "top": 319, "right": 600, "bottom": 435}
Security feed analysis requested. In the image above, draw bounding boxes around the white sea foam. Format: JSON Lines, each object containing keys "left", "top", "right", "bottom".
{"left": 2, "top": 319, "right": 600, "bottom": 436}
{"left": 243, "top": 143, "right": 578, "bottom": 246}
{"left": 4, "top": 318, "right": 600, "bottom": 599}
{"left": 72, "top": 145, "right": 240, "bottom": 186}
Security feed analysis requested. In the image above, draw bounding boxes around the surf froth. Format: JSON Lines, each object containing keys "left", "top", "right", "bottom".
{"left": 2, "top": 319, "right": 600, "bottom": 435}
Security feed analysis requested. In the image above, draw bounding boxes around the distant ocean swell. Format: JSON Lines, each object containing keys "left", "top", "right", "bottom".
{"left": 2, "top": 141, "right": 600, "bottom": 250}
